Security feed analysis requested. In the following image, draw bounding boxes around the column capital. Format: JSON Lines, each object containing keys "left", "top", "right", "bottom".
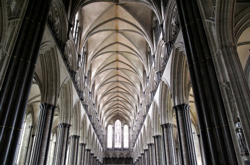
{"left": 144, "top": 149, "right": 148, "bottom": 152}
{"left": 173, "top": 103, "right": 189, "bottom": 111}
{"left": 161, "top": 123, "right": 174, "bottom": 128}
{"left": 40, "top": 103, "right": 56, "bottom": 110}
{"left": 58, "top": 123, "right": 71, "bottom": 128}
{"left": 86, "top": 149, "right": 91, "bottom": 151}
{"left": 79, "top": 142, "right": 86, "bottom": 146}
{"left": 147, "top": 143, "right": 154, "bottom": 147}
{"left": 153, "top": 135, "right": 162, "bottom": 139}
{"left": 69, "top": 135, "right": 80, "bottom": 139}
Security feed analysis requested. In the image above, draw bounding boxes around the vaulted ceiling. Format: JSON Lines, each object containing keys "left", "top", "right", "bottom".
{"left": 79, "top": 1, "right": 158, "bottom": 128}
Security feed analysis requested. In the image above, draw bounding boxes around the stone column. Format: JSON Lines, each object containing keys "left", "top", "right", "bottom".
{"left": 175, "top": 0, "right": 238, "bottom": 164}
{"left": 94, "top": 156, "right": 97, "bottom": 165}
{"left": 90, "top": 153, "right": 94, "bottom": 165}
{"left": 153, "top": 135, "right": 163, "bottom": 165}
{"left": 53, "top": 123, "right": 70, "bottom": 165}
{"left": 23, "top": 125, "right": 33, "bottom": 164}
{"left": 138, "top": 156, "right": 141, "bottom": 165}
{"left": 67, "top": 135, "right": 80, "bottom": 165}
{"left": 162, "top": 123, "right": 177, "bottom": 165}
{"left": 112, "top": 126, "right": 115, "bottom": 149}
{"left": 197, "top": 135, "right": 205, "bottom": 165}
{"left": 144, "top": 149, "right": 149, "bottom": 165}
{"left": 121, "top": 126, "right": 124, "bottom": 149}
{"left": 141, "top": 153, "right": 145, "bottom": 165}
{"left": 148, "top": 143, "right": 155, "bottom": 165}
{"left": 0, "top": 0, "right": 52, "bottom": 164}
{"left": 85, "top": 149, "right": 90, "bottom": 165}
{"left": 26, "top": 134, "right": 35, "bottom": 165}
{"left": 173, "top": 104, "right": 197, "bottom": 165}
{"left": 77, "top": 143, "right": 86, "bottom": 165}
{"left": 30, "top": 103, "right": 56, "bottom": 164}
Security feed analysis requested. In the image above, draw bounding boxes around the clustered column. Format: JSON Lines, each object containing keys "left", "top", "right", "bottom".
{"left": 30, "top": 103, "right": 56, "bottom": 164}
{"left": 144, "top": 149, "right": 149, "bottom": 165}
{"left": 67, "top": 135, "right": 80, "bottom": 164}
{"left": 175, "top": 0, "right": 238, "bottom": 164}
{"left": 161, "top": 123, "right": 177, "bottom": 165}
{"left": 141, "top": 153, "right": 145, "bottom": 165}
{"left": 0, "top": 0, "right": 52, "bottom": 164}
{"left": 173, "top": 104, "right": 197, "bottom": 165}
{"left": 53, "top": 123, "right": 70, "bottom": 165}
{"left": 77, "top": 143, "right": 86, "bottom": 165}
{"left": 148, "top": 143, "right": 155, "bottom": 165}
{"left": 153, "top": 135, "right": 163, "bottom": 165}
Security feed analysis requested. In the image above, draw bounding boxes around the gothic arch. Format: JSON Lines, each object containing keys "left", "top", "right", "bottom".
{"left": 234, "top": 6, "right": 250, "bottom": 42}
{"left": 64, "top": 39, "right": 78, "bottom": 71}
{"left": 80, "top": 114, "right": 88, "bottom": 143}
{"left": 70, "top": 100, "right": 81, "bottom": 136}
{"left": 48, "top": 0, "right": 68, "bottom": 45}
{"left": 215, "top": 0, "right": 250, "bottom": 158}
{"left": 39, "top": 46, "right": 60, "bottom": 105}
{"left": 146, "top": 116, "right": 153, "bottom": 144}
{"left": 159, "top": 81, "right": 173, "bottom": 124}
{"left": 163, "top": 0, "right": 179, "bottom": 43}
{"left": 58, "top": 79, "right": 73, "bottom": 124}
{"left": 86, "top": 125, "right": 92, "bottom": 149}
{"left": 170, "top": 43, "right": 189, "bottom": 105}
{"left": 155, "top": 40, "right": 166, "bottom": 72}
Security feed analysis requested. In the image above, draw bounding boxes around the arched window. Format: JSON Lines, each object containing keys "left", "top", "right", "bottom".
{"left": 107, "top": 125, "right": 113, "bottom": 148}
{"left": 115, "top": 120, "right": 121, "bottom": 148}
{"left": 124, "top": 125, "right": 129, "bottom": 148}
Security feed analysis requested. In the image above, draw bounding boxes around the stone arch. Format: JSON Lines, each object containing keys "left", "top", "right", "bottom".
{"left": 146, "top": 116, "right": 153, "bottom": 144}
{"left": 80, "top": 114, "right": 88, "bottom": 143}
{"left": 86, "top": 125, "right": 92, "bottom": 149}
{"left": 163, "top": 0, "right": 179, "bottom": 43}
{"left": 70, "top": 100, "right": 81, "bottom": 136}
{"left": 39, "top": 46, "right": 60, "bottom": 105}
{"left": 58, "top": 79, "right": 73, "bottom": 124}
{"left": 155, "top": 40, "right": 167, "bottom": 72}
{"left": 142, "top": 126, "right": 147, "bottom": 150}
{"left": 159, "top": 81, "right": 173, "bottom": 124}
{"left": 170, "top": 43, "right": 189, "bottom": 105}
{"left": 64, "top": 39, "right": 78, "bottom": 71}
{"left": 152, "top": 102, "right": 161, "bottom": 136}
{"left": 91, "top": 132, "right": 96, "bottom": 152}
{"left": 215, "top": 0, "right": 250, "bottom": 159}
{"left": 139, "top": 133, "right": 143, "bottom": 154}
{"left": 48, "top": 0, "right": 68, "bottom": 46}
{"left": 234, "top": 6, "right": 250, "bottom": 42}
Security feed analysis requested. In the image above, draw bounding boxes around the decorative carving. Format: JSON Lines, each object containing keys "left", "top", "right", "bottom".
{"left": 235, "top": 118, "right": 249, "bottom": 156}
{"left": 222, "top": 81, "right": 238, "bottom": 120}
{"left": 77, "top": 54, "right": 82, "bottom": 68}
{"left": 222, "top": 82, "right": 249, "bottom": 155}
{"left": 48, "top": 2, "right": 60, "bottom": 39}
{"left": 63, "top": 45, "right": 72, "bottom": 68}
{"left": 171, "top": 6, "right": 180, "bottom": 40}
{"left": 75, "top": 70, "right": 80, "bottom": 88}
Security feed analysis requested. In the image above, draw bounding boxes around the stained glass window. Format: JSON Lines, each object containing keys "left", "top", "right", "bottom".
{"left": 107, "top": 125, "right": 113, "bottom": 148}
{"left": 124, "top": 125, "right": 129, "bottom": 148}
{"left": 115, "top": 120, "right": 121, "bottom": 148}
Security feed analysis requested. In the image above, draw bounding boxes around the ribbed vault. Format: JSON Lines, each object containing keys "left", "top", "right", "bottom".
{"left": 79, "top": 1, "right": 155, "bottom": 129}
